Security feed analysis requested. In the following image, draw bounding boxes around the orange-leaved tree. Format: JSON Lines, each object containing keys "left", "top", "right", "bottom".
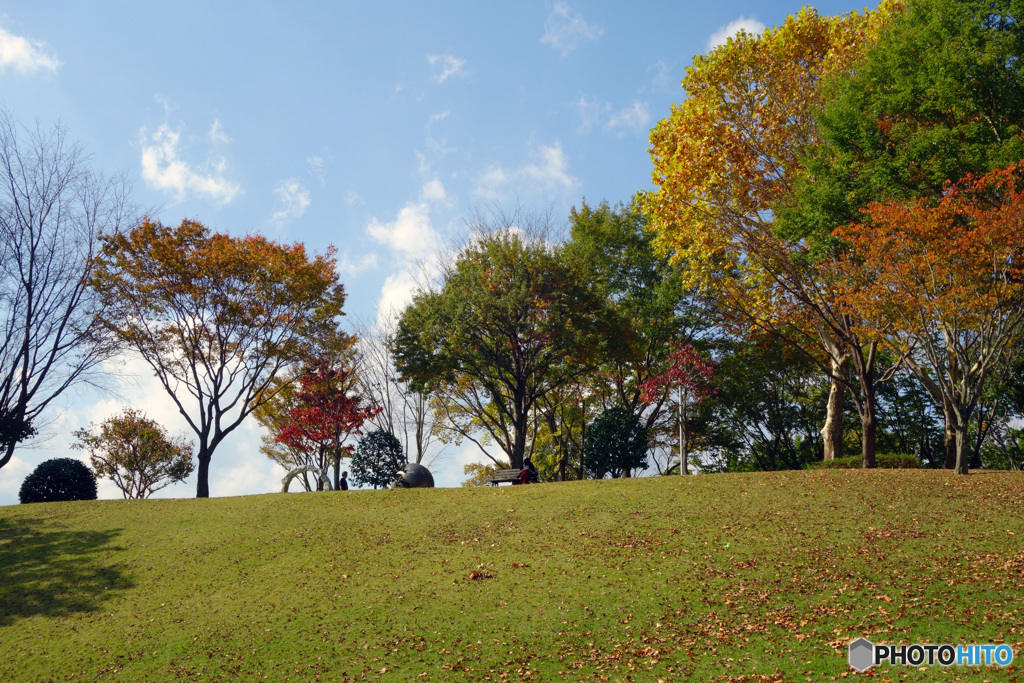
{"left": 833, "top": 164, "right": 1024, "bottom": 474}
{"left": 90, "top": 219, "right": 347, "bottom": 497}
{"left": 641, "top": 4, "right": 898, "bottom": 465}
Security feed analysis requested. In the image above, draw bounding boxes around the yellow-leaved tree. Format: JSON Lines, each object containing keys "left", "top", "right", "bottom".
{"left": 641, "top": 4, "right": 898, "bottom": 465}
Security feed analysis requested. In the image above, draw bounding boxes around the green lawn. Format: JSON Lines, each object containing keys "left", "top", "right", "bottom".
{"left": 1, "top": 470, "right": 1022, "bottom": 681}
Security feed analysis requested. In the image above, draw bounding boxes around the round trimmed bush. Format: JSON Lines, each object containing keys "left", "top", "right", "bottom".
{"left": 19, "top": 457, "right": 98, "bottom": 504}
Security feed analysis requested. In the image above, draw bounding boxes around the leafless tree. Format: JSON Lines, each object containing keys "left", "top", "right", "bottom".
{"left": 355, "top": 309, "right": 439, "bottom": 466}
{"left": 0, "top": 111, "right": 129, "bottom": 470}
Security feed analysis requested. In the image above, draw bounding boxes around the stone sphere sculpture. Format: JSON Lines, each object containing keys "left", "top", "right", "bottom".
{"left": 392, "top": 462, "right": 434, "bottom": 488}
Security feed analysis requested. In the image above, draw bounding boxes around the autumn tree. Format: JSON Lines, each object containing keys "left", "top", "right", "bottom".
{"left": 274, "top": 363, "right": 379, "bottom": 490}
{"left": 90, "top": 219, "right": 346, "bottom": 498}
{"left": 641, "top": 5, "right": 895, "bottom": 466}
{"left": 253, "top": 327, "right": 357, "bottom": 490}
{"left": 0, "top": 111, "right": 129, "bottom": 470}
{"left": 72, "top": 408, "right": 194, "bottom": 499}
{"left": 782, "top": 0, "right": 1024, "bottom": 468}
{"left": 833, "top": 164, "right": 1024, "bottom": 474}
{"left": 394, "top": 220, "right": 606, "bottom": 470}
{"left": 641, "top": 342, "right": 716, "bottom": 475}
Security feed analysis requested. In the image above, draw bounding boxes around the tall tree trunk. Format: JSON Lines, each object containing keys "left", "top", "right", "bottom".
{"left": 850, "top": 344, "right": 879, "bottom": 468}
{"left": 821, "top": 355, "right": 848, "bottom": 460}
{"left": 196, "top": 452, "right": 211, "bottom": 498}
{"left": 512, "top": 400, "right": 528, "bottom": 470}
{"left": 860, "top": 393, "right": 877, "bottom": 468}
{"left": 954, "top": 424, "right": 970, "bottom": 475}
{"left": 414, "top": 407, "right": 425, "bottom": 464}
{"left": 942, "top": 397, "right": 957, "bottom": 469}
{"left": 579, "top": 395, "right": 587, "bottom": 480}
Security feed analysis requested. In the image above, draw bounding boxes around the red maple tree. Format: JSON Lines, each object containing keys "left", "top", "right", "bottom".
{"left": 276, "top": 363, "right": 381, "bottom": 489}
{"left": 641, "top": 343, "right": 716, "bottom": 475}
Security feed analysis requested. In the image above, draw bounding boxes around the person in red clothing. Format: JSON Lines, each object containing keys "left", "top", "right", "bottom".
{"left": 518, "top": 458, "right": 538, "bottom": 484}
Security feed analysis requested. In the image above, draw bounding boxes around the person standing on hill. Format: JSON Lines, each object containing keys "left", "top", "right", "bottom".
{"left": 340, "top": 471, "right": 349, "bottom": 491}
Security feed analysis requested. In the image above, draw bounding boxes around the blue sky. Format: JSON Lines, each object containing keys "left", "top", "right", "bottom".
{"left": 0, "top": 0, "right": 874, "bottom": 503}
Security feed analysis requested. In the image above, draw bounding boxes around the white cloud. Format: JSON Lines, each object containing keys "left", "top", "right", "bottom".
{"left": 428, "top": 111, "right": 451, "bottom": 127}
{"left": 0, "top": 26, "right": 59, "bottom": 74}
{"left": 367, "top": 203, "right": 440, "bottom": 256}
{"left": 606, "top": 101, "right": 651, "bottom": 135}
{"left": 140, "top": 124, "right": 243, "bottom": 204}
{"left": 476, "top": 140, "right": 579, "bottom": 200}
{"left": 649, "top": 60, "right": 674, "bottom": 92}
{"left": 576, "top": 95, "right": 608, "bottom": 134}
{"left": 0, "top": 453, "right": 34, "bottom": 503}
{"left": 577, "top": 97, "right": 651, "bottom": 136}
{"left": 427, "top": 54, "right": 467, "bottom": 83}
{"left": 420, "top": 177, "right": 447, "bottom": 202}
{"left": 337, "top": 252, "right": 378, "bottom": 278}
{"left": 344, "top": 190, "right": 362, "bottom": 206}
{"left": 307, "top": 154, "right": 326, "bottom": 186}
{"left": 209, "top": 118, "right": 230, "bottom": 144}
{"left": 708, "top": 16, "right": 766, "bottom": 51}
{"left": 522, "top": 142, "right": 576, "bottom": 187}
{"left": 209, "top": 422, "right": 286, "bottom": 498}
{"left": 541, "top": 2, "right": 603, "bottom": 56}
{"left": 376, "top": 271, "right": 420, "bottom": 325}
{"left": 271, "top": 178, "right": 311, "bottom": 225}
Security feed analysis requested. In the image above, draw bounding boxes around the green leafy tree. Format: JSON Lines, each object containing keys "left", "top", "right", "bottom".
{"left": 583, "top": 406, "right": 649, "bottom": 479}
{"left": 394, "top": 222, "right": 606, "bottom": 469}
{"left": 350, "top": 430, "right": 405, "bottom": 489}
{"left": 780, "top": 0, "right": 1024, "bottom": 471}
{"left": 19, "top": 457, "right": 97, "bottom": 504}
{"left": 90, "top": 218, "right": 347, "bottom": 498}
{"left": 560, "top": 200, "right": 709, "bottom": 475}
{"left": 72, "top": 408, "right": 194, "bottom": 499}
{"left": 702, "top": 338, "right": 828, "bottom": 472}
{"left": 784, "top": 0, "right": 1024, "bottom": 239}
{"left": 874, "top": 368, "right": 944, "bottom": 467}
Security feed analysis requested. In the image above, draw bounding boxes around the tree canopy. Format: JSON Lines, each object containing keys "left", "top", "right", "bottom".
{"left": 583, "top": 406, "right": 649, "bottom": 479}
{"left": 351, "top": 429, "right": 405, "bottom": 490}
{"left": 91, "top": 218, "right": 347, "bottom": 497}
{"left": 781, "top": 0, "right": 1024, "bottom": 239}
{"left": 394, "top": 226, "right": 606, "bottom": 469}
{"left": 72, "top": 408, "right": 194, "bottom": 499}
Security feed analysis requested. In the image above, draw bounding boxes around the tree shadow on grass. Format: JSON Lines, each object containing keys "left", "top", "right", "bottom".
{"left": 0, "top": 516, "right": 134, "bottom": 626}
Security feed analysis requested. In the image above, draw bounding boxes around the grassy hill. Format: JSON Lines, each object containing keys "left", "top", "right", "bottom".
{"left": 1, "top": 470, "right": 1022, "bottom": 682}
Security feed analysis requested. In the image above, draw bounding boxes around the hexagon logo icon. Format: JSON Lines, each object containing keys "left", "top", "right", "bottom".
{"left": 848, "top": 638, "right": 875, "bottom": 672}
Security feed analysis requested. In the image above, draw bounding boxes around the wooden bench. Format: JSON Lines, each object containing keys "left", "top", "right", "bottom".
{"left": 488, "top": 468, "right": 523, "bottom": 486}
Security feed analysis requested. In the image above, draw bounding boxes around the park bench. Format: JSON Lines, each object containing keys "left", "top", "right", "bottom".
{"left": 488, "top": 468, "right": 524, "bottom": 486}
